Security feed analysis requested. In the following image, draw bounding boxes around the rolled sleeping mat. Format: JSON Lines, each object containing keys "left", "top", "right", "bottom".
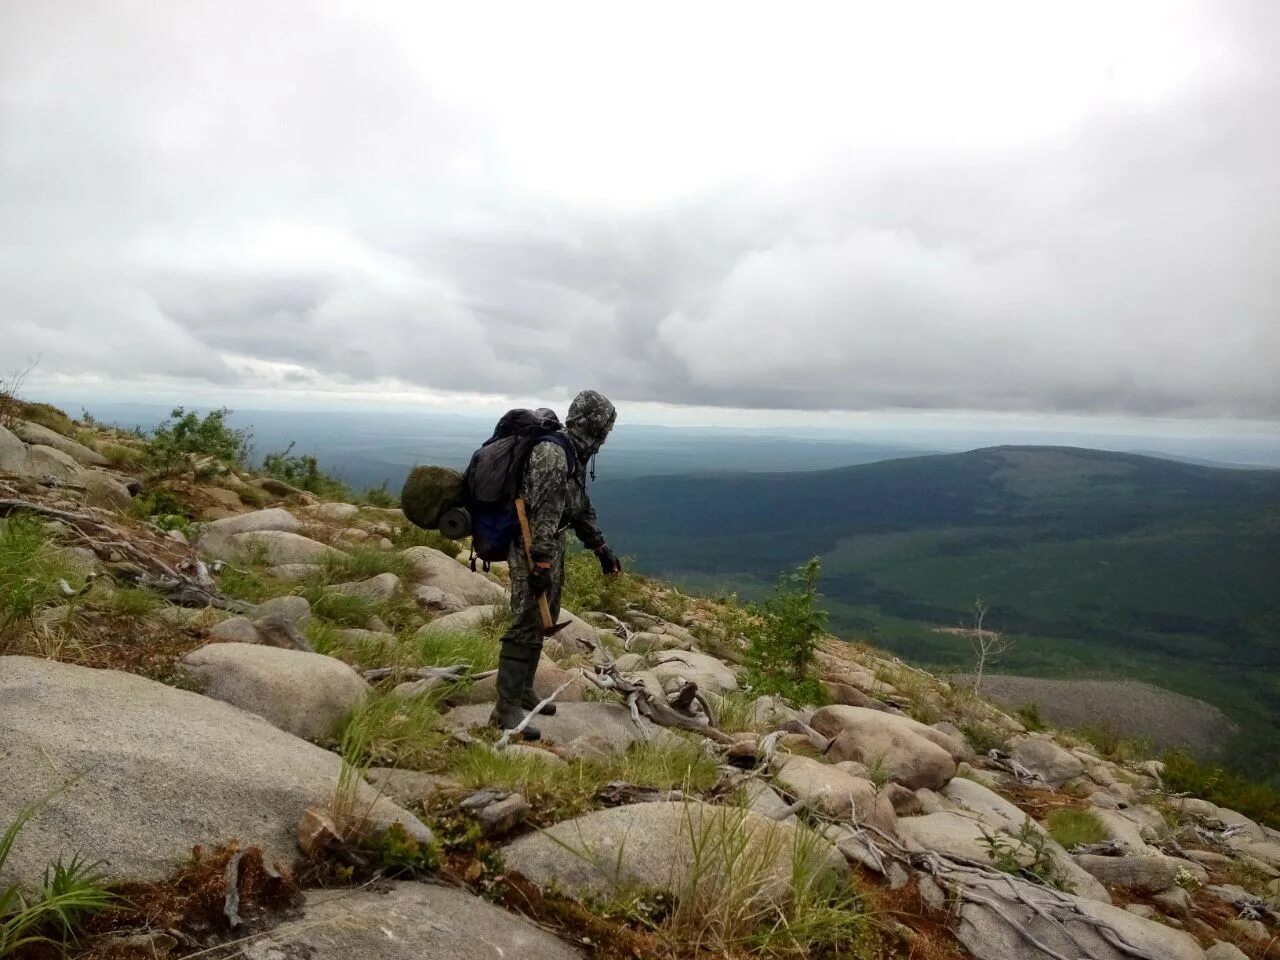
{"left": 438, "top": 506, "right": 471, "bottom": 540}
{"left": 400, "top": 465, "right": 464, "bottom": 530}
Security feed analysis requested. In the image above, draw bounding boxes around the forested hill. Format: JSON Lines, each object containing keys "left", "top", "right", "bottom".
{"left": 594, "top": 446, "right": 1280, "bottom": 778}
{"left": 594, "top": 445, "right": 1280, "bottom": 582}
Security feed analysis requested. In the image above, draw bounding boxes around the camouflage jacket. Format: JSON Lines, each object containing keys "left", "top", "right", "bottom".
{"left": 518, "top": 440, "right": 605, "bottom": 559}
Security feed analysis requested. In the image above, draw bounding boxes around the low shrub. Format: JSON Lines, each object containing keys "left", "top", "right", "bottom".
{"left": 261, "top": 442, "right": 351, "bottom": 499}
{"left": 561, "top": 549, "right": 638, "bottom": 617}
{"left": 1162, "top": 748, "right": 1280, "bottom": 829}
{"left": 742, "top": 557, "right": 828, "bottom": 705}
{"left": 145, "top": 407, "right": 249, "bottom": 475}
{"left": 1045, "top": 808, "right": 1107, "bottom": 850}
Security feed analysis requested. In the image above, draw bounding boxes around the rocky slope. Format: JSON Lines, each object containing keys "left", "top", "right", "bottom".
{"left": 1, "top": 409, "right": 1278, "bottom": 960}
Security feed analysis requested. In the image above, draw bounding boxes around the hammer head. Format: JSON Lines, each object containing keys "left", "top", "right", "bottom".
{"left": 543, "top": 619, "right": 573, "bottom": 637}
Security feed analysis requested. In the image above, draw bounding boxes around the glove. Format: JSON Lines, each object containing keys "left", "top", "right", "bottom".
{"left": 528, "top": 557, "right": 554, "bottom": 595}
{"left": 595, "top": 545, "right": 622, "bottom": 576}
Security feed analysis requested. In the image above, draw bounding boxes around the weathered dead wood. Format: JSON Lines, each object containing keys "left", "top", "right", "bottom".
{"left": 597, "top": 781, "right": 687, "bottom": 805}
{"left": 584, "top": 664, "right": 736, "bottom": 745}
{"left": 495, "top": 677, "right": 575, "bottom": 749}
{"left": 362, "top": 664, "right": 494, "bottom": 683}
{"left": 222, "top": 850, "right": 245, "bottom": 929}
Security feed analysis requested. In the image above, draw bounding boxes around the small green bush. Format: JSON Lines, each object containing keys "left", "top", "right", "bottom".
{"left": 359, "top": 481, "right": 399, "bottom": 508}
{"left": 743, "top": 557, "right": 828, "bottom": 705}
{"left": 1162, "top": 748, "right": 1280, "bottom": 829}
{"left": 1016, "top": 702, "right": 1047, "bottom": 731}
{"left": 261, "top": 442, "right": 351, "bottom": 499}
{"left": 145, "top": 407, "right": 249, "bottom": 475}
{"left": 1, "top": 799, "right": 114, "bottom": 956}
{"left": 1045, "top": 808, "right": 1107, "bottom": 849}
{"left": 0, "top": 514, "right": 82, "bottom": 639}
{"left": 561, "top": 549, "right": 638, "bottom": 617}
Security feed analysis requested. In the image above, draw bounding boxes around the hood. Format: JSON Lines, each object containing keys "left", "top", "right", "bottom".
{"left": 565, "top": 390, "right": 616, "bottom": 457}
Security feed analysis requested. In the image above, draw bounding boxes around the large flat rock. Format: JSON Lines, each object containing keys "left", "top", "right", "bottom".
{"left": 504, "top": 801, "right": 846, "bottom": 905}
{"left": 242, "top": 882, "right": 583, "bottom": 960}
{"left": 444, "top": 701, "right": 669, "bottom": 754}
{"left": 403, "top": 546, "right": 506, "bottom": 606}
{"left": 9, "top": 419, "right": 108, "bottom": 466}
{"left": 810, "top": 705, "right": 964, "bottom": 790}
{"left": 180, "top": 643, "right": 370, "bottom": 740}
{"left": 0, "top": 657, "right": 426, "bottom": 887}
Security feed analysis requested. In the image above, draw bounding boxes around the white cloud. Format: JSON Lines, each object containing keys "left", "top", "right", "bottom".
{"left": 1, "top": 0, "right": 1277, "bottom": 420}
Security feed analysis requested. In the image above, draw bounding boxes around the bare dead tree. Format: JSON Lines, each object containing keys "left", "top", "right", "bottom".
{"left": 968, "top": 597, "right": 1014, "bottom": 695}
{"left": 0, "top": 357, "right": 39, "bottom": 427}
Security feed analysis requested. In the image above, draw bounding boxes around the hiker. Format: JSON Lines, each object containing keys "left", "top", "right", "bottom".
{"left": 490, "top": 389, "right": 621, "bottom": 739}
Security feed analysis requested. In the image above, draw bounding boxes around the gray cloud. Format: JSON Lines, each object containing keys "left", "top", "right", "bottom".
{"left": 1, "top": 1, "right": 1277, "bottom": 418}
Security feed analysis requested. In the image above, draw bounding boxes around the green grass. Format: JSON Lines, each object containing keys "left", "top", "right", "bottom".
{"left": 87, "top": 585, "right": 163, "bottom": 619}
{"left": 314, "top": 546, "right": 412, "bottom": 585}
{"left": 709, "top": 691, "right": 765, "bottom": 734}
{"left": 416, "top": 628, "right": 501, "bottom": 673}
{"left": 391, "top": 524, "right": 460, "bottom": 553}
{"left": 215, "top": 565, "right": 288, "bottom": 604}
{"left": 1045, "top": 808, "right": 1108, "bottom": 850}
{"left": 0, "top": 514, "right": 84, "bottom": 640}
{"left": 449, "top": 739, "right": 720, "bottom": 822}
{"left": 337, "top": 694, "right": 448, "bottom": 771}
{"left": 1, "top": 797, "right": 114, "bottom": 956}
{"left": 562, "top": 549, "right": 639, "bottom": 617}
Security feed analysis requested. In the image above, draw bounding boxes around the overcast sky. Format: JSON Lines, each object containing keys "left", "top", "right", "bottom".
{"left": 2, "top": 1, "right": 1278, "bottom": 430}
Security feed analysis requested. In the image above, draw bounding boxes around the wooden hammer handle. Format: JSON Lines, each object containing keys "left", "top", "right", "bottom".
{"left": 514, "top": 498, "right": 555, "bottom": 631}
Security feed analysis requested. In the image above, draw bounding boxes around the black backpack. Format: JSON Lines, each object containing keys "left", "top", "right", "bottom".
{"left": 464, "top": 409, "right": 577, "bottom": 563}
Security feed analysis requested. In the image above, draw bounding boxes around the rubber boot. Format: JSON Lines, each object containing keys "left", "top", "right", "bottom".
{"left": 489, "top": 642, "right": 541, "bottom": 741}
{"left": 520, "top": 643, "right": 557, "bottom": 715}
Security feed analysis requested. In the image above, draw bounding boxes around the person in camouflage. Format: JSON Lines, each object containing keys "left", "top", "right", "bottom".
{"left": 490, "top": 390, "right": 622, "bottom": 739}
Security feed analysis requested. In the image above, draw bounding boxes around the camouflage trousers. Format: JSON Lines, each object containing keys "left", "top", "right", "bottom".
{"left": 500, "top": 536, "right": 564, "bottom": 649}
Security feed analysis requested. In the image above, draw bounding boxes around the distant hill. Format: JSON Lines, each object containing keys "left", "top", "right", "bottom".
{"left": 594, "top": 446, "right": 1280, "bottom": 779}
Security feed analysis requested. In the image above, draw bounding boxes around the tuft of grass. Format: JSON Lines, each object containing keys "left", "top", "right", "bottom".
{"left": 101, "top": 443, "right": 144, "bottom": 468}
{"left": 449, "top": 739, "right": 719, "bottom": 823}
{"left": 416, "top": 628, "right": 501, "bottom": 673}
{"left": 88, "top": 585, "right": 163, "bottom": 620}
{"left": 710, "top": 691, "right": 765, "bottom": 734}
{"left": 337, "top": 694, "right": 448, "bottom": 771}
{"left": 959, "top": 720, "right": 1007, "bottom": 754}
{"left": 215, "top": 565, "right": 286, "bottom": 604}
{"left": 1016, "top": 701, "right": 1047, "bottom": 731}
{"left": 0, "top": 514, "right": 83, "bottom": 640}
{"left": 1, "top": 798, "right": 114, "bottom": 956}
{"left": 1044, "top": 808, "right": 1107, "bottom": 850}
{"left": 391, "top": 524, "right": 459, "bottom": 553}
{"left": 644, "top": 804, "right": 873, "bottom": 958}
{"left": 1075, "top": 722, "right": 1149, "bottom": 763}
{"left": 317, "top": 547, "right": 411, "bottom": 584}
{"left": 562, "top": 549, "right": 639, "bottom": 617}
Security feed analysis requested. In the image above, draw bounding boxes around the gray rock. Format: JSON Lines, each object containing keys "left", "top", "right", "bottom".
{"left": 241, "top": 882, "right": 583, "bottom": 960}
{"left": 9, "top": 419, "right": 107, "bottom": 466}
{"left": 196, "top": 508, "right": 302, "bottom": 557}
{"left": 0, "top": 424, "right": 26, "bottom": 472}
{"left": 503, "top": 801, "right": 845, "bottom": 905}
{"left": 899, "top": 812, "right": 1040, "bottom": 867}
{"left": 252, "top": 614, "right": 313, "bottom": 651}
{"left": 956, "top": 872, "right": 1206, "bottom": 960}
{"left": 413, "top": 583, "right": 469, "bottom": 614}
{"left": 0, "top": 656, "right": 426, "bottom": 887}
{"left": 770, "top": 754, "right": 896, "bottom": 830}
{"left": 266, "top": 563, "right": 323, "bottom": 582}
{"left": 254, "top": 595, "right": 311, "bottom": 624}
{"left": 363, "top": 768, "right": 455, "bottom": 806}
{"left": 419, "top": 604, "right": 504, "bottom": 636}
{"left": 1205, "top": 943, "right": 1250, "bottom": 960}
{"left": 648, "top": 650, "right": 738, "bottom": 693}
{"left": 1073, "top": 853, "right": 1202, "bottom": 893}
{"left": 208, "top": 615, "right": 261, "bottom": 643}
{"left": 403, "top": 546, "right": 506, "bottom": 605}
{"left": 22, "top": 444, "right": 79, "bottom": 480}
{"left": 1152, "top": 885, "right": 1193, "bottom": 919}
{"left": 180, "top": 643, "right": 370, "bottom": 739}
{"left": 79, "top": 470, "right": 133, "bottom": 511}
{"left": 444, "top": 702, "right": 670, "bottom": 754}
{"left": 810, "top": 705, "right": 964, "bottom": 790}
{"left": 222, "top": 530, "right": 343, "bottom": 566}
{"left": 1011, "top": 736, "right": 1085, "bottom": 787}
{"left": 329, "top": 573, "right": 400, "bottom": 601}
{"left": 303, "top": 501, "right": 360, "bottom": 523}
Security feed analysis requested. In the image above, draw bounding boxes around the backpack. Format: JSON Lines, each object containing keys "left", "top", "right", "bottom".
{"left": 464, "top": 409, "right": 577, "bottom": 564}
